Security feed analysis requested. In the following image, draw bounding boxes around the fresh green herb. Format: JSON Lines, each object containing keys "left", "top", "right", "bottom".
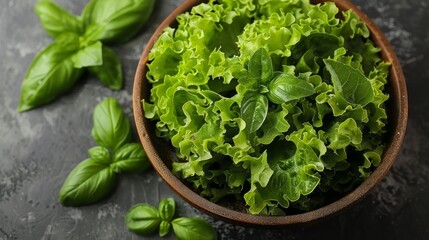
{"left": 18, "top": 41, "right": 83, "bottom": 112}
{"left": 92, "top": 98, "right": 131, "bottom": 152}
{"left": 111, "top": 143, "right": 150, "bottom": 174}
{"left": 172, "top": 218, "right": 217, "bottom": 240}
{"left": 144, "top": 0, "right": 390, "bottom": 215}
{"left": 59, "top": 98, "right": 149, "bottom": 206}
{"left": 35, "top": 0, "right": 83, "bottom": 38}
{"left": 82, "top": 0, "right": 156, "bottom": 44}
{"left": 248, "top": 48, "right": 273, "bottom": 83}
{"left": 158, "top": 198, "right": 176, "bottom": 222}
{"left": 19, "top": 0, "right": 156, "bottom": 112}
{"left": 267, "top": 73, "right": 315, "bottom": 104}
{"left": 159, "top": 221, "right": 171, "bottom": 237}
{"left": 324, "top": 59, "right": 375, "bottom": 106}
{"left": 126, "top": 204, "right": 162, "bottom": 236}
{"left": 126, "top": 198, "right": 217, "bottom": 239}
{"left": 88, "top": 46, "right": 123, "bottom": 90}
{"left": 59, "top": 158, "right": 117, "bottom": 206}
{"left": 241, "top": 92, "right": 268, "bottom": 133}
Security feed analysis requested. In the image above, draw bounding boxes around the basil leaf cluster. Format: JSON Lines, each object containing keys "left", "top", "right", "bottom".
{"left": 126, "top": 198, "right": 217, "bottom": 240}
{"left": 18, "top": 0, "right": 156, "bottom": 112}
{"left": 59, "top": 98, "right": 150, "bottom": 206}
{"left": 240, "top": 48, "right": 315, "bottom": 134}
{"left": 144, "top": 0, "right": 390, "bottom": 215}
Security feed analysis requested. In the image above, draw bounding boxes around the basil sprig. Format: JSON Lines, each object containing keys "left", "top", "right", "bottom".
{"left": 240, "top": 48, "right": 316, "bottom": 134}
{"left": 126, "top": 198, "right": 217, "bottom": 240}
{"left": 59, "top": 98, "right": 150, "bottom": 206}
{"left": 18, "top": 0, "right": 156, "bottom": 112}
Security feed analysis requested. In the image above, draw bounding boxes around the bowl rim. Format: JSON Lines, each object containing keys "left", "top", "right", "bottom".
{"left": 133, "top": 0, "right": 408, "bottom": 226}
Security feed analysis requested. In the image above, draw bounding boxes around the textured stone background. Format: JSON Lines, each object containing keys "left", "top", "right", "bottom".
{"left": 1, "top": 0, "right": 428, "bottom": 239}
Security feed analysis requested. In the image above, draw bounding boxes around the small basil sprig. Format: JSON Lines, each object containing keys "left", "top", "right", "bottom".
{"left": 19, "top": 0, "right": 155, "bottom": 112}
{"left": 240, "top": 48, "right": 315, "bottom": 134}
{"left": 126, "top": 198, "right": 217, "bottom": 239}
{"left": 59, "top": 98, "right": 149, "bottom": 206}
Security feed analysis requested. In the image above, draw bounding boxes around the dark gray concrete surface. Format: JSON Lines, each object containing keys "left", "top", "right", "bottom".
{"left": 1, "top": 0, "right": 428, "bottom": 239}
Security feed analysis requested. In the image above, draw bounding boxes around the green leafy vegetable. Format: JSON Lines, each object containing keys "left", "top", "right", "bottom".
{"left": 35, "top": 0, "right": 83, "bottom": 38}
{"left": 241, "top": 92, "right": 268, "bottom": 133}
{"left": 126, "top": 204, "right": 161, "bottom": 235}
{"left": 59, "top": 97, "right": 150, "bottom": 206}
{"left": 172, "top": 218, "right": 217, "bottom": 240}
{"left": 324, "top": 59, "right": 374, "bottom": 106}
{"left": 59, "top": 159, "right": 117, "bottom": 206}
{"left": 159, "top": 221, "right": 171, "bottom": 237}
{"left": 82, "top": 0, "right": 156, "bottom": 44}
{"left": 248, "top": 48, "right": 273, "bottom": 83}
{"left": 126, "top": 198, "right": 215, "bottom": 239}
{"left": 19, "top": 0, "right": 156, "bottom": 111}
{"left": 111, "top": 143, "right": 150, "bottom": 173}
{"left": 92, "top": 98, "right": 131, "bottom": 151}
{"left": 18, "top": 41, "right": 82, "bottom": 112}
{"left": 72, "top": 41, "right": 103, "bottom": 68}
{"left": 88, "top": 46, "right": 123, "bottom": 90}
{"left": 158, "top": 198, "right": 176, "bottom": 222}
{"left": 88, "top": 146, "right": 111, "bottom": 163}
{"left": 267, "top": 73, "right": 315, "bottom": 104}
{"left": 144, "top": 0, "right": 390, "bottom": 215}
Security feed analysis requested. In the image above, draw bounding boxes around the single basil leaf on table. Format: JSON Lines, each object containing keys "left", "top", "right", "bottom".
{"left": 110, "top": 143, "right": 150, "bottom": 173}
{"left": 35, "top": 0, "right": 83, "bottom": 38}
{"left": 72, "top": 41, "right": 103, "bottom": 68}
{"left": 81, "top": 0, "right": 156, "bottom": 44}
{"left": 88, "top": 146, "right": 111, "bottom": 163}
{"left": 88, "top": 46, "right": 123, "bottom": 90}
{"left": 126, "top": 203, "right": 161, "bottom": 236}
{"left": 59, "top": 159, "right": 117, "bottom": 206}
{"left": 18, "top": 41, "right": 82, "bottom": 112}
{"left": 158, "top": 198, "right": 175, "bottom": 222}
{"left": 248, "top": 48, "right": 273, "bottom": 83}
{"left": 92, "top": 98, "right": 131, "bottom": 151}
{"left": 267, "top": 73, "right": 315, "bottom": 104}
{"left": 324, "top": 59, "right": 374, "bottom": 106}
{"left": 171, "top": 217, "right": 217, "bottom": 240}
{"left": 241, "top": 92, "right": 268, "bottom": 133}
{"left": 159, "top": 221, "right": 171, "bottom": 237}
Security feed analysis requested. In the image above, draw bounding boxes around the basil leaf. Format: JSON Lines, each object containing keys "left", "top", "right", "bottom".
{"left": 324, "top": 59, "right": 374, "bottom": 106}
{"left": 88, "top": 146, "right": 111, "bottom": 164}
{"left": 267, "top": 73, "right": 315, "bottom": 104}
{"left": 82, "top": 0, "right": 156, "bottom": 44}
{"left": 126, "top": 203, "right": 161, "bottom": 236}
{"left": 171, "top": 218, "right": 217, "bottom": 240}
{"left": 92, "top": 98, "right": 131, "bottom": 151}
{"left": 88, "top": 46, "right": 123, "bottom": 90}
{"left": 111, "top": 143, "right": 150, "bottom": 174}
{"left": 72, "top": 41, "right": 103, "bottom": 68}
{"left": 18, "top": 42, "right": 82, "bottom": 112}
{"left": 159, "top": 221, "right": 171, "bottom": 237}
{"left": 241, "top": 92, "right": 268, "bottom": 133}
{"left": 59, "top": 159, "right": 117, "bottom": 206}
{"left": 35, "top": 0, "right": 83, "bottom": 38}
{"left": 158, "top": 198, "right": 175, "bottom": 222}
{"left": 248, "top": 48, "right": 273, "bottom": 83}
{"left": 238, "top": 76, "right": 259, "bottom": 90}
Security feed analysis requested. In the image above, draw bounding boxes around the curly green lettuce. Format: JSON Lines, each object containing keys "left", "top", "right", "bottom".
{"left": 143, "top": 0, "right": 389, "bottom": 215}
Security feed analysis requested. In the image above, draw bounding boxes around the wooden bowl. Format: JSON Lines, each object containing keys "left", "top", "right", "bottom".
{"left": 133, "top": 0, "right": 408, "bottom": 226}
